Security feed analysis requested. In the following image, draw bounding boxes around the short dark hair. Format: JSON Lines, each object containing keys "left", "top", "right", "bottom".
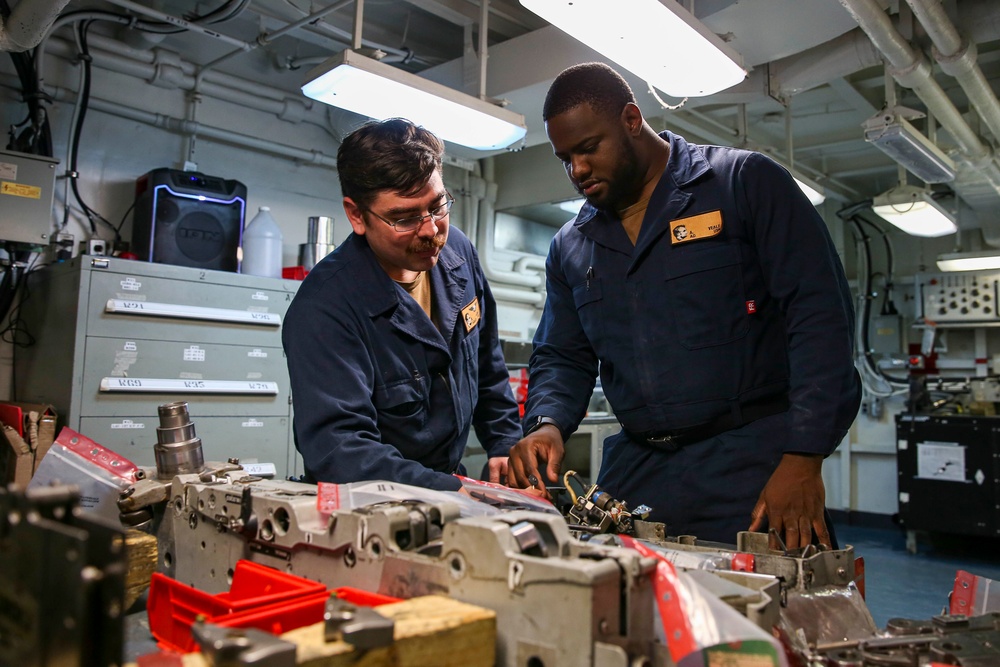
{"left": 337, "top": 118, "right": 444, "bottom": 208}
{"left": 543, "top": 62, "right": 637, "bottom": 121}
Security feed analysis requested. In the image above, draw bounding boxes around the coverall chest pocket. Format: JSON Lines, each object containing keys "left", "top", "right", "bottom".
{"left": 373, "top": 376, "right": 428, "bottom": 431}
{"left": 664, "top": 244, "right": 748, "bottom": 349}
{"left": 572, "top": 279, "right": 604, "bottom": 345}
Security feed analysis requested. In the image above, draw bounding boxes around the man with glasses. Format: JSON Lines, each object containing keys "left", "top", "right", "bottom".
{"left": 283, "top": 118, "right": 521, "bottom": 491}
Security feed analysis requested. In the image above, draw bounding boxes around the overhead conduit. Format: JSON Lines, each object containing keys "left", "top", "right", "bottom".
{"left": 837, "top": 0, "right": 1000, "bottom": 195}
{"left": 0, "top": 0, "right": 71, "bottom": 52}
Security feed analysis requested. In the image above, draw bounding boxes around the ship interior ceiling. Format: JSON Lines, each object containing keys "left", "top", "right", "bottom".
{"left": 6, "top": 0, "right": 1000, "bottom": 664}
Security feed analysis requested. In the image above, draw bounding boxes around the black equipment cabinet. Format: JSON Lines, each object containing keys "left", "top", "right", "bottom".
{"left": 895, "top": 414, "right": 1000, "bottom": 543}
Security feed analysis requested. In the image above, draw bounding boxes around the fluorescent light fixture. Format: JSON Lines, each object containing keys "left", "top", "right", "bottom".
{"left": 557, "top": 198, "right": 586, "bottom": 214}
{"left": 936, "top": 250, "right": 1000, "bottom": 272}
{"left": 872, "top": 185, "right": 957, "bottom": 237}
{"left": 792, "top": 175, "right": 826, "bottom": 206}
{"left": 520, "top": 0, "right": 746, "bottom": 97}
{"left": 863, "top": 110, "right": 956, "bottom": 183}
{"left": 301, "top": 49, "right": 527, "bottom": 151}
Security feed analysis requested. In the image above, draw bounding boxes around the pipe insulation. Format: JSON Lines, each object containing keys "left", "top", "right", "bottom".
{"left": 905, "top": 0, "right": 1000, "bottom": 145}
{"left": 0, "top": 0, "right": 72, "bottom": 52}
{"left": 837, "top": 0, "right": 1000, "bottom": 194}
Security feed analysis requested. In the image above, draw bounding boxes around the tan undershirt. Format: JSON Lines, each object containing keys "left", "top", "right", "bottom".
{"left": 619, "top": 196, "right": 652, "bottom": 246}
{"left": 396, "top": 271, "right": 434, "bottom": 324}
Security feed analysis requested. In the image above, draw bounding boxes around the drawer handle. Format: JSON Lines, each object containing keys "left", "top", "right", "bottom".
{"left": 100, "top": 378, "right": 279, "bottom": 394}
{"left": 106, "top": 299, "right": 281, "bottom": 326}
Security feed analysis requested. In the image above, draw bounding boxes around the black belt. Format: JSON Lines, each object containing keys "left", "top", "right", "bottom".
{"left": 625, "top": 396, "right": 790, "bottom": 452}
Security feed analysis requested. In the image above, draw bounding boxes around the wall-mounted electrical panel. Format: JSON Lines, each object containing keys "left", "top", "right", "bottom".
{"left": 0, "top": 148, "right": 58, "bottom": 246}
{"left": 918, "top": 271, "right": 1000, "bottom": 324}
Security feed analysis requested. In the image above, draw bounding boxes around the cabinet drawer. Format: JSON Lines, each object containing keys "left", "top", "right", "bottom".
{"left": 79, "top": 415, "right": 292, "bottom": 478}
{"left": 80, "top": 337, "right": 289, "bottom": 416}
{"left": 84, "top": 270, "right": 294, "bottom": 346}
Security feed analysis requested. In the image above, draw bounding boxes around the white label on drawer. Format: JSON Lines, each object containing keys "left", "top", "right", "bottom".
{"left": 180, "top": 372, "right": 203, "bottom": 380}
{"left": 111, "top": 419, "right": 145, "bottom": 430}
{"left": 251, "top": 291, "right": 269, "bottom": 301}
{"left": 106, "top": 299, "right": 281, "bottom": 326}
{"left": 121, "top": 277, "right": 141, "bottom": 291}
{"left": 183, "top": 346, "right": 205, "bottom": 362}
{"left": 124, "top": 341, "right": 137, "bottom": 351}
{"left": 242, "top": 418, "right": 264, "bottom": 428}
{"left": 247, "top": 372, "right": 263, "bottom": 379}
{"left": 100, "top": 377, "right": 279, "bottom": 394}
{"left": 248, "top": 349, "right": 268, "bottom": 358}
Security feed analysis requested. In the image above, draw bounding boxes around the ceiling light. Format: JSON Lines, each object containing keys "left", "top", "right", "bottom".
{"left": 301, "top": 49, "right": 527, "bottom": 151}
{"left": 936, "top": 250, "right": 1000, "bottom": 272}
{"left": 519, "top": 0, "right": 746, "bottom": 98}
{"left": 557, "top": 198, "right": 585, "bottom": 213}
{"left": 872, "top": 185, "right": 956, "bottom": 237}
{"left": 863, "top": 109, "right": 956, "bottom": 183}
{"left": 792, "top": 175, "right": 826, "bottom": 206}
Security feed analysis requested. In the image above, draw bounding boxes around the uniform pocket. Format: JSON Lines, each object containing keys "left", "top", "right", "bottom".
{"left": 572, "top": 278, "right": 604, "bottom": 345}
{"left": 664, "top": 244, "right": 748, "bottom": 349}
{"left": 373, "top": 376, "right": 427, "bottom": 424}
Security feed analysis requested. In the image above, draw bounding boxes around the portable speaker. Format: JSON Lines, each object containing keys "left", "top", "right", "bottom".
{"left": 132, "top": 168, "right": 247, "bottom": 272}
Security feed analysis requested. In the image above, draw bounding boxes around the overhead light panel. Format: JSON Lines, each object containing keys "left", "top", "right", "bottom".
{"left": 936, "top": 250, "right": 1000, "bottom": 272}
{"left": 863, "top": 109, "right": 956, "bottom": 184}
{"left": 519, "top": 0, "right": 746, "bottom": 97}
{"left": 557, "top": 198, "right": 586, "bottom": 214}
{"left": 872, "top": 185, "right": 956, "bottom": 238}
{"left": 301, "top": 49, "right": 527, "bottom": 151}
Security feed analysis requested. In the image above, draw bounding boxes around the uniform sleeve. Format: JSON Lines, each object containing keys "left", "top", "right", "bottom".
{"left": 738, "top": 153, "right": 861, "bottom": 456}
{"left": 469, "top": 249, "right": 523, "bottom": 459}
{"left": 523, "top": 230, "right": 599, "bottom": 439}
{"left": 283, "top": 282, "right": 461, "bottom": 491}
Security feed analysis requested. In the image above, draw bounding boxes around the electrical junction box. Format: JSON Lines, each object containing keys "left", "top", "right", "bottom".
{"left": 0, "top": 148, "right": 58, "bottom": 245}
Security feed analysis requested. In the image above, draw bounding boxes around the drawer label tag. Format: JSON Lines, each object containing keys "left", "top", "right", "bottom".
{"left": 183, "top": 346, "right": 206, "bottom": 362}
{"left": 111, "top": 420, "right": 145, "bottom": 430}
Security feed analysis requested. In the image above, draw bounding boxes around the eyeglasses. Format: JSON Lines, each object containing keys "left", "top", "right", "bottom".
{"left": 366, "top": 193, "right": 455, "bottom": 233}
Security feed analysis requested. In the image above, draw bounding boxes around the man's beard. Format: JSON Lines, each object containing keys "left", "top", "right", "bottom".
{"left": 586, "top": 137, "right": 642, "bottom": 212}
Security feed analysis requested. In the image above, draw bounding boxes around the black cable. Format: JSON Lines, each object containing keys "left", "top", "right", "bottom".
{"left": 855, "top": 215, "right": 898, "bottom": 315}
{"left": 65, "top": 19, "right": 121, "bottom": 244}
{"left": 135, "top": 0, "right": 251, "bottom": 34}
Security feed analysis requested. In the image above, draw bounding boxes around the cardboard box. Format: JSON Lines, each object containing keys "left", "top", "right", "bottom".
{"left": 0, "top": 402, "right": 57, "bottom": 485}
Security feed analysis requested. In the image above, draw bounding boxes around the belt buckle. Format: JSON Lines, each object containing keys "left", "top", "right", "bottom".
{"left": 645, "top": 434, "right": 680, "bottom": 452}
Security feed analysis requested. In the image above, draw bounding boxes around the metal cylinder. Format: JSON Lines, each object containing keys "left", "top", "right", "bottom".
{"left": 153, "top": 401, "right": 205, "bottom": 478}
{"left": 298, "top": 216, "right": 336, "bottom": 270}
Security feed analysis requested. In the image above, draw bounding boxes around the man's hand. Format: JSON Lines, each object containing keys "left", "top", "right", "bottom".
{"left": 748, "top": 453, "right": 830, "bottom": 551}
{"left": 486, "top": 456, "right": 508, "bottom": 484}
{"left": 507, "top": 425, "right": 565, "bottom": 494}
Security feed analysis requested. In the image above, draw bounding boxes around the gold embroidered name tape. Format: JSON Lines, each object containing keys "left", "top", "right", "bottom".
{"left": 461, "top": 298, "right": 481, "bottom": 332}
{"left": 670, "top": 210, "right": 723, "bottom": 245}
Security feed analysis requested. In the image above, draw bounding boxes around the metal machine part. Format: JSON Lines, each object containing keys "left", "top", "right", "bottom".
{"left": 191, "top": 620, "right": 296, "bottom": 667}
{"left": 324, "top": 597, "right": 395, "bottom": 649}
{"left": 298, "top": 216, "right": 336, "bottom": 271}
{"left": 814, "top": 613, "right": 1000, "bottom": 666}
{"left": 0, "top": 484, "right": 126, "bottom": 667}
{"left": 564, "top": 471, "right": 651, "bottom": 534}
{"left": 154, "top": 401, "right": 206, "bottom": 479}
{"left": 157, "top": 471, "right": 659, "bottom": 667}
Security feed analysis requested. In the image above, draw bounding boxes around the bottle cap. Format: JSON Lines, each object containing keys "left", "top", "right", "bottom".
{"left": 259, "top": 206, "right": 270, "bottom": 211}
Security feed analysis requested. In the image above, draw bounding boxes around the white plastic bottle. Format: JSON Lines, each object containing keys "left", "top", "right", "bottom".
{"left": 242, "top": 206, "right": 284, "bottom": 278}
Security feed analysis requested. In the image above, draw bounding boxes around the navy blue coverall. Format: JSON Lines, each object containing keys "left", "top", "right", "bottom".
{"left": 283, "top": 227, "right": 521, "bottom": 491}
{"left": 525, "top": 131, "right": 861, "bottom": 540}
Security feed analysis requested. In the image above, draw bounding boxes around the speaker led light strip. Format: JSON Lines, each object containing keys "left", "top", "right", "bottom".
{"left": 106, "top": 299, "right": 281, "bottom": 326}
{"left": 99, "top": 378, "right": 279, "bottom": 394}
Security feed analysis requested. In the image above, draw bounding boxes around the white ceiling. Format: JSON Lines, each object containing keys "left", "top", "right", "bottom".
{"left": 13, "top": 0, "right": 1000, "bottom": 230}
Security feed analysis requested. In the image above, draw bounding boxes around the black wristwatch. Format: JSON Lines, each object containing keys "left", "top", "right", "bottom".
{"left": 525, "top": 415, "right": 561, "bottom": 436}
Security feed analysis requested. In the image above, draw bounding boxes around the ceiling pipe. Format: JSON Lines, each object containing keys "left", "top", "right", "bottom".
{"left": 0, "top": 0, "right": 71, "bottom": 52}
{"left": 7, "top": 74, "right": 339, "bottom": 168}
{"left": 836, "top": 0, "right": 1000, "bottom": 193}
{"left": 904, "top": 0, "right": 1000, "bottom": 148}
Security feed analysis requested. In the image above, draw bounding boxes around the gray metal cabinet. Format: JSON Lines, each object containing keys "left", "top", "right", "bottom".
{"left": 16, "top": 256, "right": 301, "bottom": 477}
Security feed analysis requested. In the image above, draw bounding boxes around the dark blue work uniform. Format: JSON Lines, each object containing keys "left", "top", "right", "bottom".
{"left": 283, "top": 227, "right": 521, "bottom": 491}
{"left": 525, "top": 131, "right": 861, "bottom": 541}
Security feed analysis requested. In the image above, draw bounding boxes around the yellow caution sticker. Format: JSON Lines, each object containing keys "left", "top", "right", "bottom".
{"left": 1, "top": 181, "right": 42, "bottom": 199}
{"left": 461, "top": 297, "right": 481, "bottom": 333}
{"left": 670, "top": 209, "right": 723, "bottom": 245}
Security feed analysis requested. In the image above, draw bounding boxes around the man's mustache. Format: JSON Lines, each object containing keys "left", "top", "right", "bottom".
{"left": 409, "top": 234, "right": 446, "bottom": 253}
